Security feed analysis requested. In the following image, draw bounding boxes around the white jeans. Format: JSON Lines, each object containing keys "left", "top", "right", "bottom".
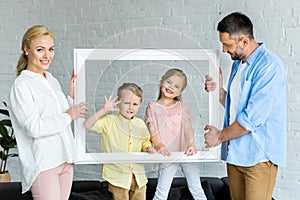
{"left": 153, "top": 163, "right": 207, "bottom": 200}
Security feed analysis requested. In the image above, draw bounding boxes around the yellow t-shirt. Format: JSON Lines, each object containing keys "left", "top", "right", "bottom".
{"left": 89, "top": 114, "right": 151, "bottom": 189}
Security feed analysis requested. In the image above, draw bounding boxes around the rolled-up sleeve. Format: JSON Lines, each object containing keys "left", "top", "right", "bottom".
{"left": 237, "top": 63, "right": 285, "bottom": 132}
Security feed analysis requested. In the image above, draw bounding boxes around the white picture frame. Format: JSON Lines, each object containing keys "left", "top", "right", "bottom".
{"left": 74, "top": 49, "right": 221, "bottom": 164}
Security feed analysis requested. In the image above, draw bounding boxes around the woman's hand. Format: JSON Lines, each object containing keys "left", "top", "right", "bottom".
{"left": 69, "top": 69, "right": 76, "bottom": 99}
{"left": 66, "top": 102, "right": 88, "bottom": 121}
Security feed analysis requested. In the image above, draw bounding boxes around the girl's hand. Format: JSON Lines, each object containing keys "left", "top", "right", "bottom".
{"left": 185, "top": 145, "right": 197, "bottom": 156}
{"left": 155, "top": 143, "right": 171, "bottom": 156}
{"left": 144, "top": 146, "right": 156, "bottom": 154}
{"left": 103, "top": 94, "right": 120, "bottom": 113}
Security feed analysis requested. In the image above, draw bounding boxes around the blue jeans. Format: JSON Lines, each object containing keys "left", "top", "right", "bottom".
{"left": 153, "top": 163, "right": 207, "bottom": 200}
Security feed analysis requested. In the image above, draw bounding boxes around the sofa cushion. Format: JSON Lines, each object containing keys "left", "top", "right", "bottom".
{"left": 201, "top": 177, "right": 229, "bottom": 199}
{"left": 0, "top": 182, "right": 33, "bottom": 200}
{"left": 201, "top": 180, "right": 215, "bottom": 200}
{"left": 71, "top": 180, "right": 102, "bottom": 193}
{"left": 69, "top": 189, "right": 112, "bottom": 200}
{"left": 168, "top": 180, "right": 215, "bottom": 200}
{"left": 168, "top": 185, "right": 189, "bottom": 200}
{"left": 0, "top": 177, "right": 232, "bottom": 200}
{"left": 218, "top": 177, "right": 231, "bottom": 200}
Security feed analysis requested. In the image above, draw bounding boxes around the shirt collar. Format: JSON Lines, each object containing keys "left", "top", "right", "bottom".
{"left": 21, "top": 70, "right": 51, "bottom": 79}
{"left": 246, "top": 43, "right": 265, "bottom": 66}
{"left": 117, "top": 113, "right": 135, "bottom": 121}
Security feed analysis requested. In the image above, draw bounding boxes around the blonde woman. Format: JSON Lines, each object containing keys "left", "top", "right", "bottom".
{"left": 9, "top": 25, "right": 87, "bottom": 200}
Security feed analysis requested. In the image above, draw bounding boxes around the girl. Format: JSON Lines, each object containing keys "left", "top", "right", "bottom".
{"left": 146, "top": 68, "right": 207, "bottom": 200}
{"left": 9, "top": 25, "right": 87, "bottom": 200}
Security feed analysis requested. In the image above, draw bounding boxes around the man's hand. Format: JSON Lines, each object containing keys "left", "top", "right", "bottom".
{"left": 205, "top": 68, "right": 226, "bottom": 107}
{"left": 204, "top": 67, "right": 223, "bottom": 92}
{"left": 204, "top": 75, "right": 217, "bottom": 92}
{"left": 204, "top": 125, "right": 222, "bottom": 148}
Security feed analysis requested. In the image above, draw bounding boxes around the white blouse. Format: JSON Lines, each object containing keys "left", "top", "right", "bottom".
{"left": 9, "top": 70, "right": 76, "bottom": 193}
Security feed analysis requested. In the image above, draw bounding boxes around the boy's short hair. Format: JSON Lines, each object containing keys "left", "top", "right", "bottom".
{"left": 117, "top": 83, "right": 143, "bottom": 101}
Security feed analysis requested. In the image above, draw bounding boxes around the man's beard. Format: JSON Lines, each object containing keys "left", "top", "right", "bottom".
{"left": 230, "top": 51, "right": 245, "bottom": 60}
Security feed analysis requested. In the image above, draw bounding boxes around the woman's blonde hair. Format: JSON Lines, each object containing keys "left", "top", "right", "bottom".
{"left": 158, "top": 68, "right": 187, "bottom": 101}
{"left": 16, "top": 25, "right": 54, "bottom": 76}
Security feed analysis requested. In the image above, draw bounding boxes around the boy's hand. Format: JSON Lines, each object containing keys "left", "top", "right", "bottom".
{"left": 144, "top": 146, "right": 156, "bottom": 154}
{"left": 185, "top": 145, "right": 197, "bottom": 156}
{"left": 155, "top": 143, "right": 171, "bottom": 156}
{"left": 103, "top": 94, "right": 120, "bottom": 113}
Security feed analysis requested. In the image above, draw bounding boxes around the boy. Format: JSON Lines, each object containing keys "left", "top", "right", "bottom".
{"left": 84, "top": 83, "right": 155, "bottom": 200}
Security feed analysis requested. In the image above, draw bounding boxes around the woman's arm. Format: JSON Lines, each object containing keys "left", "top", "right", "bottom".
{"left": 10, "top": 78, "right": 86, "bottom": 138}
{"left": 68, "top": 69, "right": 76, "bottom": 99}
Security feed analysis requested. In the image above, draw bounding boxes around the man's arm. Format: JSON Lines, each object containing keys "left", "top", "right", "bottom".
{"left": 205, "top": 68, "right": 226, "bottom": 107}
{"left": 204, "top": 120, "right": 249, "bottom": 148}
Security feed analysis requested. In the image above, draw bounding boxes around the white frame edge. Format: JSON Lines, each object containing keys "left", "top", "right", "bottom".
{"left": 74, "top": 49, "right": 221, "bottom": 164}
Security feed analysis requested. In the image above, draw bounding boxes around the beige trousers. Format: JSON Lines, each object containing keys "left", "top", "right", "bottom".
{"left": 108, "top": 175, "right": 146, "bottom": 200}
{"left": 227, "top": 161, "right": 278, "bottom": 200}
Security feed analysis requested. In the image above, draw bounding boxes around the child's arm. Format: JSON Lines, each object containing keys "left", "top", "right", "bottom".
{"left": 141, "top": 126, "right": 156, "bottom": 154}
{"left": 184, "top": 117, "right": 198, "bottom": 156}
{"left": 148, "top": 122, "right": 171, "bottom": 156}
{"left": 146, "top": 106, "right": 171, "bottom": 156}
{"left": 84, "top": 94, "right": 119, "bottom": 129}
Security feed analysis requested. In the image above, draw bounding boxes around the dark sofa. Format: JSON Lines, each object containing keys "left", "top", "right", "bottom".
{"left": 0, "top": 177, "right": 231, "bottom": 200}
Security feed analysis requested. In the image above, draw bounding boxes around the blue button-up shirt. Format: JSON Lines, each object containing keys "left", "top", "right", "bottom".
{"left": 221, "top": 43, "right": 286, "bottom": 167}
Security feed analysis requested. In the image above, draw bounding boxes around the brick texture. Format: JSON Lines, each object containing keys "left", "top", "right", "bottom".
{"left": 0, "top": 0, "right": 299, "bottom": 199}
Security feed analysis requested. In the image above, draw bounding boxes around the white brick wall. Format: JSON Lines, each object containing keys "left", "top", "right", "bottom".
{"left": 1, "top": 0, "right": 299, "bottom": 199}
